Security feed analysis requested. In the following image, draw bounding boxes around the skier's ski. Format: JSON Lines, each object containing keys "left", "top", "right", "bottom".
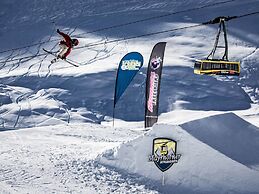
{"left": 43, "top": 48, "right": 79, "bottom": 67}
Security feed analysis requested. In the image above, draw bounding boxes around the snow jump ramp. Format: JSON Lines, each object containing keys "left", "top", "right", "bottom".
{"left": 181, "top": 112, "right": 259, "bottom": 167}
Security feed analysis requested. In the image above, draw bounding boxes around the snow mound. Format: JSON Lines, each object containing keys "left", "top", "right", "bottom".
{"left": 181, "top": 112, "right": 259, "bottom": 168}
{"left": 98, "top": 124, "right": 259, "bottom": 194}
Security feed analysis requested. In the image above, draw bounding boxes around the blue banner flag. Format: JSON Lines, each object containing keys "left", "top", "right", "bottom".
{"left": 114, "top": 52, "right": 144, "bottom": 107}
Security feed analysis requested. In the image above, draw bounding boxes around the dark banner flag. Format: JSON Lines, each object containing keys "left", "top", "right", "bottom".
{"left": 145, "top": 42, "right": 166, "bottom": 128}
{"left": 114, "top": 52, "right": 144, "bottom": 107}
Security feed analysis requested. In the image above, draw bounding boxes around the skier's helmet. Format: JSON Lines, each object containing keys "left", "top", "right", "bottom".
{"left": 72, "top": 39, "right": 79, "bottom": 46}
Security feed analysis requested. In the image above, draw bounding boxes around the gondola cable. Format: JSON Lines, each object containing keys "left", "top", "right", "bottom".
{"left": 0, "top": 0, "right": 248, "bottom": 54}
{"left": 1, "top": 10, "right": 259, "bottom": 64}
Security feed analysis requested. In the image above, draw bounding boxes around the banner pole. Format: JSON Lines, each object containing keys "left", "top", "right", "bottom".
{"left": 162, "top": 172, "right": 165, "bottom": 186}
{"left": 112, "top": 105, "right": 115, "bottom": 127}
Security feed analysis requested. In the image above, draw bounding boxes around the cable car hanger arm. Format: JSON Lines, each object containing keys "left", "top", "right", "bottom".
{"left": 203, "top": 16, "right": 238, "bottom": 25}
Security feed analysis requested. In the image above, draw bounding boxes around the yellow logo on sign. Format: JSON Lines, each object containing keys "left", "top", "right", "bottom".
{"left": 149, "top": 138, "right": 181, "bottom": 172}
{"left": 121, "top": 60, "right": 141, "bottom": 70}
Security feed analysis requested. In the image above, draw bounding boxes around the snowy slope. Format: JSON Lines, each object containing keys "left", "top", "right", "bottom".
{"left": 1, "top": 0, "right": 259, "bottom": 127}
{"left": 1, "top": 0, "right": 259, "bottom": 193}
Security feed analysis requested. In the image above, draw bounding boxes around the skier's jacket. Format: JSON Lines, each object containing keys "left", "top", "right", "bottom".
{"left": 57, "top": 30, "right": 73, "bottom": 59}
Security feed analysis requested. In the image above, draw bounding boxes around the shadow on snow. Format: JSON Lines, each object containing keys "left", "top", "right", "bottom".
{"left": 0, "top": 66, "right": 251, "bottom": 128}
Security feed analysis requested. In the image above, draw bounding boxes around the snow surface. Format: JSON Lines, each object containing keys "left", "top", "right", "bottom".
{"left": 1, "top": 0, "right": 259, "bottom": 193}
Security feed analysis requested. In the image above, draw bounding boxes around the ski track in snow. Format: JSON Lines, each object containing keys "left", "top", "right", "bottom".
{"left": 0, "top": 124, "right": 147, "bottom": 193}
{"left": 53, "top": 159, "right": 160, "bottom": 194}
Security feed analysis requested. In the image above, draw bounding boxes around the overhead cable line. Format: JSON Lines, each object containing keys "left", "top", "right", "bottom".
{"left": 1, "top": 10, "right": 259, "bottom": 64}
{"left": 75, "top": 11, "right": 259, "bottom": 49}
{"left": 0, "top": 0, "right": 245, "bottom": 54}
{"left": 73, "top": 0, "right": 241, "bottom": 37}
{"left": 75, "top": 24, "right": 204, "bottom": 50}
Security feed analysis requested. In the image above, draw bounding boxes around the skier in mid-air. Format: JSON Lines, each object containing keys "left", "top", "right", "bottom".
{"left": 51, "top": 29, "right": 79, "bottom": 63}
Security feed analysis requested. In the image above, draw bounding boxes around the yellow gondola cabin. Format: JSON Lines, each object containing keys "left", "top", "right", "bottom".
{"left": 194, "top": 16, "right": 241, "bottom": 76}
{"left": 194, "top": 59, "right": 240, "bottom": 76}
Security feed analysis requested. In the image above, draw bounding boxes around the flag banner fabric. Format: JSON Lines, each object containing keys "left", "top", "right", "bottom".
{"left": 145, "top": 42, "right": 166, "bottom": 128}
{"left": 114, "top": 52, "right": 144, "bottom": 107}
